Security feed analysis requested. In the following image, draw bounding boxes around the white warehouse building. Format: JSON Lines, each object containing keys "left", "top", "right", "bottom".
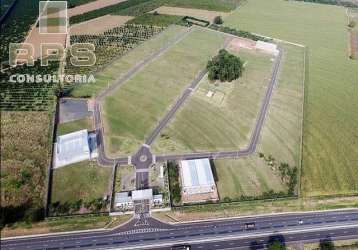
{"left": 180, "top": 159, "right": 217, "bottom": 195}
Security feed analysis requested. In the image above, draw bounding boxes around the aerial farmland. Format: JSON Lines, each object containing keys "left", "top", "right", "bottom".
{"left": 1, "top": 0, "right": 357, "bottom": 242}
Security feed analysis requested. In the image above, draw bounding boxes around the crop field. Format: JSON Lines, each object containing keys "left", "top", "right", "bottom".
{"left": 103, "top": 28, "right": 227, "bottom": 156}
{"left": 152, "top": 48, "right": 274, "bottom": 154}
{"left": 51, "top": 161, "right": 111, "bottom": 204}
{"left": 224, "top": 0, "right": 358, "bottom": 196}
{"left": 151, "top": 6, "right": 229, "bottom": 22}
{"left": 70, "top": 15, "right": 134, "bottom": 35}
{"left": 69, "top": 0, "right": 239, "bottom": 24}
{"left": 0, "top": 0, "right": 43, "bottom": 62}
{"left": 64, "top": 24, "right": 165, "bottom": 92}
{"left": 68, "top": 0, "right": 127, "bottom": 17}
{"left": 0, "top": 61, "right": 58, "bottom": 111}
{"left": 69, "top": 25, "right": 187, "bottom": 97}
{"left": 1, "top": 112, "right": 52, "bottom": 224}
{"left": 214, "top": 43, "right": 305, "bottom": 199}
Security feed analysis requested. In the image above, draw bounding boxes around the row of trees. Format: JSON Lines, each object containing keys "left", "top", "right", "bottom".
{"left": 49, "top": 198, "right": 109, "bottom": 216}
{"left": 167, "top": 161, "right": 182, "bottom": 206}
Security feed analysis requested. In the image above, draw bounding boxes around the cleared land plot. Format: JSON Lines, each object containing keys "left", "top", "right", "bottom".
{"left": 52, "top": 160, "right": 111, "bottom": 203}
{"left": 152, "top": 48, "right": 274, "bottom": 154}
{"left": 57, "top": 117, "right": 93, "bottom": 135}
{"left": 151, "top": 6, "right": 228, "bottom": 22}
{"left": 115, "top": 165, "right": 136, "bottom": 192}
{"left": 70, "top": 15, "right": 134, "bottom": 35}
{"left": 103, "top": 28, "right": 227, "bottom": 156}
{"left": 68, "top": 0, "right": 127, "bottom": 17}
{"left": 70, "top": 25, "right": 188, "bottom": 97}
{"left": 18, "top": 26, "right": 66, "bottom": 60}
{"left": 224, "top": 0, "right": 358, "bottom": 196}
{"left": 214, "top": 43, "right": 305, "bottom": 199}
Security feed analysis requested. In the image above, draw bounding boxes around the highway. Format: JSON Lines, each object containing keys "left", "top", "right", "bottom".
{"left": 2, "top": 210, "right": 358, "bottom": 250}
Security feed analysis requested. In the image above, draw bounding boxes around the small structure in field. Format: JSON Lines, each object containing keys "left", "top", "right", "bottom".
{"left": 54, "top": 129, "right": 97, "bottom": 167}
{"left": 179, "top": 159, "right": 219, "bottom": 204}
{"left": 255, "top": 41, "right": 279, "bottom": 56}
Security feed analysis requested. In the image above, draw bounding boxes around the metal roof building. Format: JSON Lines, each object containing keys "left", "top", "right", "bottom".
{"left": 132, "top": 189, "right": 153, "bottom": 201}
{"left": 180, "top": 159, "right": 216, "bottom": 195}
{"left": 54, "top": 129, "right": 90, "bottom": 167}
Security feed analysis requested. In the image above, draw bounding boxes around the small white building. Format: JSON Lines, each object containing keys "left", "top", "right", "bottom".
{"left": 132, "top": 189, "right": 153, "bottom": 201}
{"left": 114, "top": 192, "right": 133, "bottom": 209}
{"left": 255, "top": 41, "right": 279, "bottom": 56}
{"left": 54, "top": 129, "right": 97, "bottom": 168}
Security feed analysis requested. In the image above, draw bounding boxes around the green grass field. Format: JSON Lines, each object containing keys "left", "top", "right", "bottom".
{"left": 52, "top": 161, "right": 111, "bottom": 203}
{"left": 57, "top": 117, "right": 92, "bottom": 135}
{"left": 70, "top": 25, "right": 188, "bottom": 98}
{"left": 152, "top": 48, "right": 273, "bottom": 153}
{"left": 103, "top": 27, "right": 227, "bottom": 156}
{"left": 213, "top": 43, "right": 305, "bottom": 199}
{"left": 127, "top": 13, "right": 184, "bottom": 26}
{"left": 224, "top": 0, "right": 358, "bottom": 196}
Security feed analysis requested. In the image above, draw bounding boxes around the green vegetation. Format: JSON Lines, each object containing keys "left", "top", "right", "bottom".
{"left": 64, "top": 24, "right": 164, "bottom": 94}
{"left": 57, "top": 117, "right": 92, "bottom": 135}
{"left": 209, "top": 24, "right": 271, "bottom": 41}
{"left": 51, "top": 161, "right": 111, "bottom": 215}
{"left": 103, "top": 28, "right": 226, "bottom": 156}
{"left": 67, "top": 0, "right": 97, "bottom": 8}
{"left": 0, "top": 0, "right": 43, "bottom": 61}
{"left": 224, "top": 0, "right": 358, "bottom": 196}
{"left": 69, "top": 0, "right": 239, "bottom": 24}
{"left": 167, "top": 161, "right": 181, "bottom": 205}
{"left": 127, "top": 13, "right": 184, "bottom": 26}
{"left": 70, "top": 25, "right": 187, "bottom": 97}
{"left": 0, "top": 0, "right": 15, "bottom": 16}
{"left": 1, "top": 112, "right": 52, "bottom": 227}
{"left": 213, "top": 15, "right": 223, "bottom": 25}
{"left": 207, "top": 49, "right": 243, "bottom": 82}
{"left": 1, "top": 214, "right": 131, "bottom": 238}
{"left": 152, "top": 48, "right": 273, "bottom": 154}
{"left": 1, "top": 61, "right": 59, "bottom": 111}
{"left": 268, "top": 240, "right": 286, "bottom": 250}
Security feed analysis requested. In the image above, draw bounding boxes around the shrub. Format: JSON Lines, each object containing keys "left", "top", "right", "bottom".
{"left": 213, "top": 16, "right": 223, "bottom": 25}
{"left": 348, "top": 20, "right": 356, "bottom": 28}
{"left": 207, "top": 49, "right": 244, "bottom": 82}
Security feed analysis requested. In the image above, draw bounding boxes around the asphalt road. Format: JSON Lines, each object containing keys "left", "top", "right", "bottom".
{"left": 2, "top": 210, "right": 358, "bottom": 250}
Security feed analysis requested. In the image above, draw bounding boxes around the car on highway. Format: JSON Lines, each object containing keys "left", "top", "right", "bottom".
{"left": 171, "top": 244, "right": 191, "bottom": 250}
{"left": 244, "top": 222, "right": 256, "bottom": 230}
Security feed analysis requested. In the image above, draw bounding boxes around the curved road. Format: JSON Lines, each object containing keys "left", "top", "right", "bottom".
{"left": 94, "top": 28, "right": 283, "bottom": 167}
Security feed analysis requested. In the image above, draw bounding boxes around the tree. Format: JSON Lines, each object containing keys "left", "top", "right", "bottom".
{"left": 207, "top": 49, "right": 244, "bottom": 82}
{"left": 213, "top": 16, "right": 223, "bottom": 25}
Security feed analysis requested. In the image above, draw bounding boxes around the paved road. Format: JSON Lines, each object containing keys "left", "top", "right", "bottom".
{"left": 94, "top": 29, "right": 283, "bottom": 168}
{"left": 2, "top": 210, "right": 358, "bottom": 250}
{"left": 93, "top": 27, "right": 194, "bottom": 166}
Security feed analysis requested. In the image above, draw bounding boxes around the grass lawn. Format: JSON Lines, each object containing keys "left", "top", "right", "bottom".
{"left": 224, "top": 0, "right": 358, "bottom": 197}
{"left": 166, "top": 0, "right": 240, "bottom": 12}
{"left": 70, "top": 25, "right": 188, "bottom": 97}
{"left": 152, "top": 48, "right": 274, "bottom": 153}
{"left": 57, "top": 117, "right": 92, "bottom": 135}
{"left": 103, "top": 27, "right": 227, "bottom": 156}
{"left": 127, "top": 13, "right": 184, "bottom": 26}
{"left": 52, "top": 161, "right": 112, "bottom": 203}
{"left": 213, "top": 43, "right": 305, "bottom": 199}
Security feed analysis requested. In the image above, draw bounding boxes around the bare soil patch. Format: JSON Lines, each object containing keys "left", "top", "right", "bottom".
{"left": 17, "top": 25, "right": 67, "bottom": 60}
{"left": 228, "top": 37, "right": 256, "bottom": 52}
{"left": 151, "top": 6, "right": 228, "bottom": 22}
{"left": 68, "top": 0, "right": 128, "bottom": 17}
{"left": 350, "top": 31, "right": 358, "bottom": 59}
{"left": 70, "top": 15, "right": 133, "bottom": 35}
